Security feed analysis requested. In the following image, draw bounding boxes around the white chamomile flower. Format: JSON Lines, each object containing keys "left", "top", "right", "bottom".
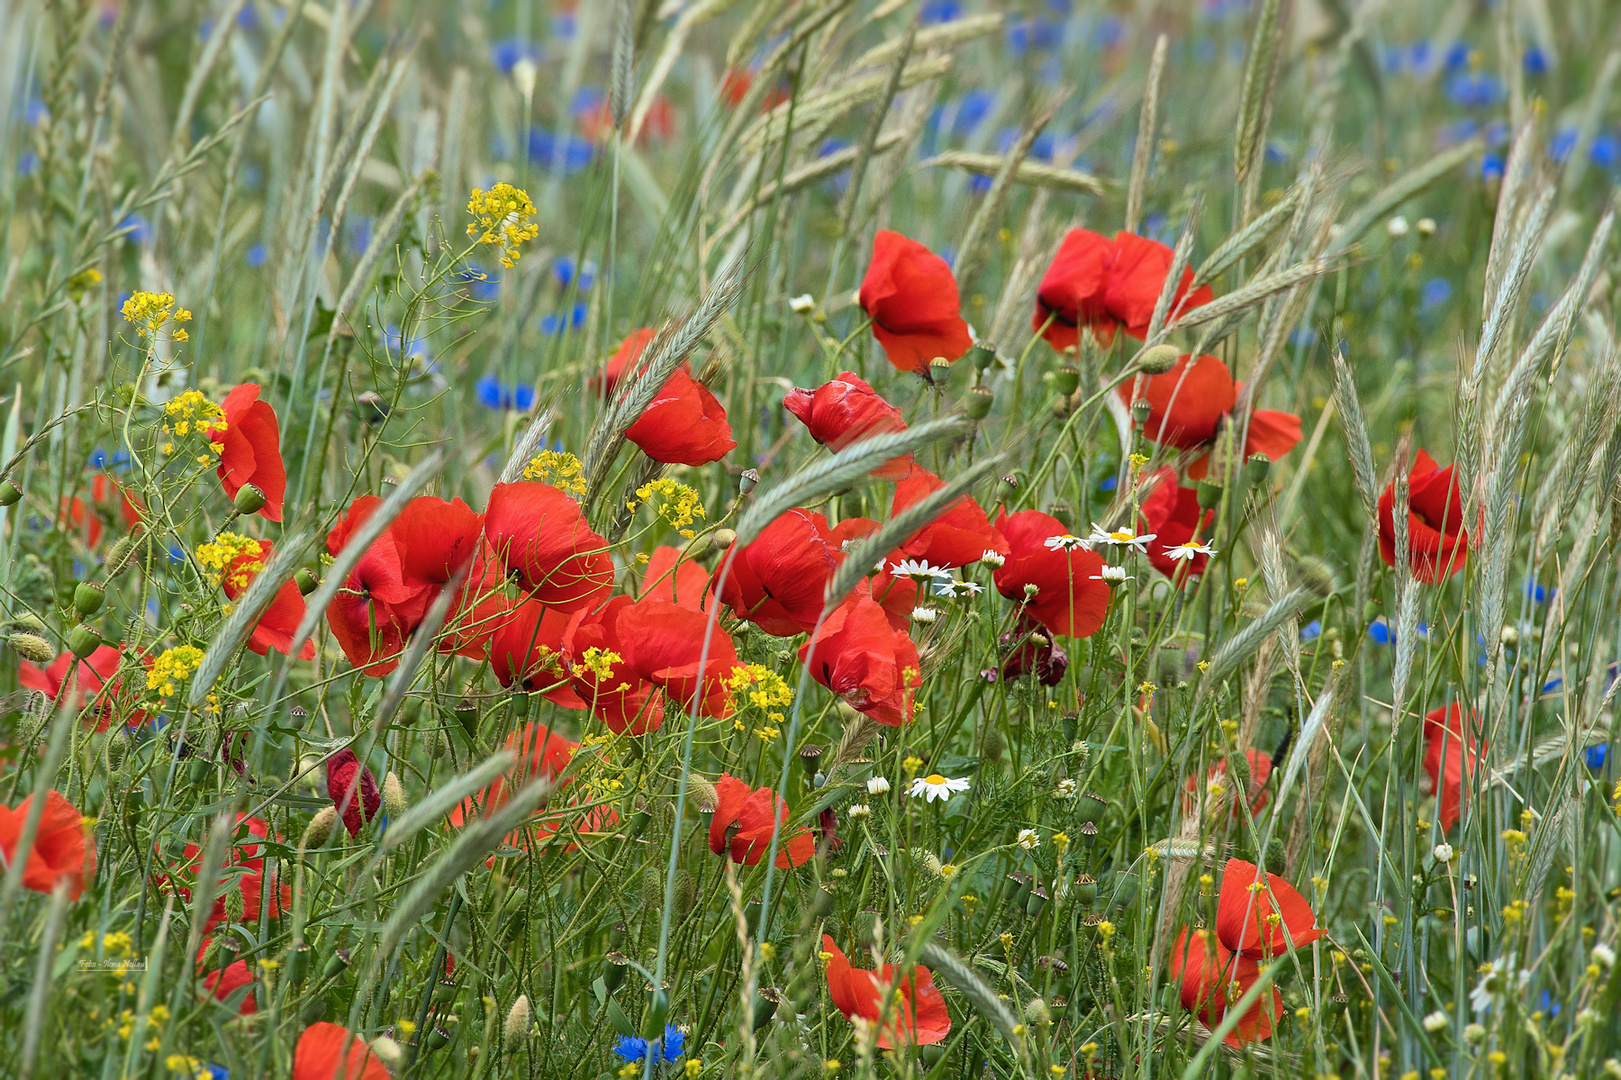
{"left": 1055, "top": 778, "right": 1078, "bottom": 798}
{"left": 1043, "top": 534, "right": 1089, "bottom": 552}
{"left": 908, "top": 773, "right": 971, "bottom": 802}
{"left": 933, "top": 579, "right": 985, "bottom": 598}
{"left": 789, "top": 293, "right": 816, "bottom": 313}
{"left": 890, "top": 558, "right": 953, "bottom": 583}
{"left": 1166, "top": 540, "right": 1217, "bottom": 561}
{"left": 1091, "top": 565, "right": 1132, "bottom": 584}
{"left": 1386, "top": 215, "right": 1410, "bottom": 238}
{"left": 847, "top": 803, "right": 872, "bottom": 820}
{"left": 1016, "top": 828, "right": 1040, "bottom": 851}
{"left": 911, "top": 606, "right": 940, "bottom": 623}
{"left": 979, "top": 549, "right": 1006, "bottom": 568}
{"left": 1088, "top": 523, "right": 1156, "bottom": 553}
{"left": 1593, "top": 943, "right": 1615, "bottom": 969}
{"left": 1422, "top": 1010, "right": 1448, "bottom": 1033}
{"left": 1433, "top": 843, "right": 1454, "bottom": 864}
{"left": 867, "top": 776, "right": 891, "bottom": 796}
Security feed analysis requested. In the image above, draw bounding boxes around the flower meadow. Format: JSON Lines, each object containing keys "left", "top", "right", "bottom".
{"left": 4, "top": 1, "right": 1621, "bottom": 1078}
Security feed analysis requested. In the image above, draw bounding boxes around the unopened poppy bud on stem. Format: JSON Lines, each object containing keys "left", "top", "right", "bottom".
{"left": 382, "top": 772, "right": 407, "bottom": 818}
{"left": 74, "top": 581, "right": 105, "bottom": 617}
{"left": 104, "top": 534, "right": 142, "bottom": 577}
{"left": 710, "top": 528, "right": 737, "bottom": 550}
{"left": 67, "top": 624, "right": 102, "bottom": 659}
{"left": 1137, "top": 344, "right": 1181, "bottom": 375}
{"left": 223, "top": 882, "right": 246, "bottom": 923}
{"left": 370, "top": 1037, "right": 404, "bottom": 1067}
{"left": 302, "top": 806, "right": 340, "bottom": 851}
{"left": 8, "top": 632, "right": 54, "bottom": 664}
{"left": 233, "top": 483, "right": 268, "bottom": 516}
{"left": 504, "top": 994, "right": 532, "bottom": 1041}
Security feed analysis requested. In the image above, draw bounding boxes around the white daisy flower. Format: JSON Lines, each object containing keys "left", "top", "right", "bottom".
{"left": 907, "top": 773, "right": 971, "bottom": 802}
{"left": 847, "top": 803, "right": 871, "bottom": 820}
{"left": 1433, "top": 843, "right": 1453, "bottom": 864}
{"left": 866, "top": 776, "right": 891, "bottom": 795}
{"left": 1016, "top": 828, "right": 1040, "bottom": 851}
{"left": 933, "top": 579, "right": 985, "bottom": 598}
{"left": 1055, "top": 778, "right": 1078, "bottom": 798}
{"left": 1088, "top": 523, "right": 1156, "bottom": 553}
{"left": 1166, "top": 540, "right": 1217, "bottom": 561}
{"left": 910, "top": 606, "right": 940, "bottom": 623}
{"left": 1091, "top": 565, "right": 1132, "bottom": 584}
{"left": 979, "top": 549, "right": 1006, "bottom": 568}
{"left": 1043, "top": 534, "right": 1089, "bottom": 551}
{"left": 789, "top": 293, "right": 816, "bottom": 313}
{"left": 890, "top": 558, "right": 953, "bottom": 582}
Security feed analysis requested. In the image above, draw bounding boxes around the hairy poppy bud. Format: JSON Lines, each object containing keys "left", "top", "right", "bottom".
{"left": 67, "top": 624, "right": 102, "bottom": 659}
{"left": 8, "top": 632, "right": 54, "bottom": 664}
{"left": 967, "top": 341, "right": 997, "bottom": 373}
{"left": 223, "top": 882, "right": 246, "bottom": 923}
{"left": 1053, "top": 364, "right": 1080, "bottom": 397}
{"left": 1196, "top": 479, "right": 1223, "bottom": 510}
{"left": 74, "top": 581, "right": 105, "bottom": 617}
{"left": 369, "top": 1037, "right": 404, "bottom": 1067}
{"left": 232, "top": 483, "right": 267, "bottom": 516}
{"left": 504, "top": 995, "right": 532, "bottom": 1042}
{"left": 1137, "top": 344, "right": 1181, "bottom": 375}
{"left": 301, "top": 806, "right": 340, "bottom": 852}
{"left": 104, "top": 534, "right": 142, "bottom": 577}
{"left": 739, "top": 469, "right": 760, "bottom": 495}
{"left": 11, "top": 611, "right": 46, "bottom": 635}
{"left": 966, "top": 386, "right": 994, "bottom": 420}
{"left": 295, "top": 568, "right": 319, "bottom": 595}
{"left": 1023, "top": 997, "right": 1051, "bottom": 1025}
{"left": 1244, "top": 452, "right": 1271, "bottom": 487}
{"left": 0, "top": 479, "right": 20, "bottom": 506}
{"left": 671, "top": 869, "right": 696, "bottom": 917}
{"left": 710, "top": 527, "right": 737, "bottom": 550}
{"left": 382, "top": 772, "right": 407, "bottom": 818}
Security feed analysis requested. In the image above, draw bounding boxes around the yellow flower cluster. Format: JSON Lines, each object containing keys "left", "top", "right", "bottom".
{"left": 630, "top": 477, "right": 706, "bottom": 538}
{"left": 523, "top": 449, "right": 587, "bottom": 494}
{"left": 466, "top": 183, "right": 539, "bottom": 268}
{"left": 195, "top": 532, "right": 265, "bottom": 590}
{"left": 121, "top": 290, "right": 192, "bottom": 341}
{"left": 579, "top": 646, "right": 624, "bottom": 683}
{"left": 147, "top": 645, "right": 206, "bottom": 698}
{"left": 725, "top": 663, "right": 793, "bottom": 712}
{"left": 163, "top": 389, "right": 227, "bottom": 444}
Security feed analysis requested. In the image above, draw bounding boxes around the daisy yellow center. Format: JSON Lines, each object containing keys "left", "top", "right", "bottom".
{"left": 925, "top": 774, "right": 947, "bottom": 785}
{"left": 1111, "top": 530, "right": 1133, "bottom": 541}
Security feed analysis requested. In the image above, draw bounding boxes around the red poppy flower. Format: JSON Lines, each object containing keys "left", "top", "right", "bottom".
{"left": 211, "top": 384, "right": 288, "bottom": 522}
{"left": 859, "top": 231, "right": 974, "bottom": 375}
{"left": 325, "top": 749, "right": 382, "bottom": 838}
{"left": 1424, "top": 704, "right": 1483, "bottom": 832}
{"left": 162, "top": 814, "right": 290, "bottom": 934}
{"left": 201, "top": 946, "right": 257, "bottom": 1015}
{"left": 293, "top": 1022, "right": 389, "bottom": 1080}
{"left": 707, "top": 774, "right": 816, "bottom": 867}
{"left": 800, "top": 595, "right": 922, "bottom": 725}
{"left": 616, "top": 599, "right": 740, "bottom": 717}
{"left": 488, "top": 597, "right": 586, "bottom": 703}
{"left": 992, "top": 509, "right": 1111, "bottom": 637}
{"left": 19, "top": 645, "right": 126, "bottom": 730}
{"left": 821, "top": 935, "right": 951, "bottom": 1048}
{"left": 783, "top": 372, "right": 911, "bottom": 479}
{"left": 561, "top": 597, "right": 665, "bottom": 735}
{"left": 1183, "top": 749, "right": 1274, "bottom": 820}
{"left": 596, "top": 327, "right": 656, "bottom": 396}
{"left": 484, "top": 482, "right": 615, "bottom": 611}
{"left": 1215, "top": 857, "right": 1322, "bottom": 960}
{"left": 452, "top": 722, "right": 580, "bottom": 827}
{"left": 1169, "top": 926, "right": 1280, "bottom": 1047}
{"left": 1120, "top": 354, "right": 1301, "bottom": 477}
{"left": 1379, "top": 450, "right": 1469, "bottom": 583}
{"left": 91, "top": 473, "right": 145, "bottom": 530}
{"left": 639, "top": 545, "right": 711, "bottom": 611}
{"left": 1139, "top": 468, "right": 1215, "bottom": 581}
{"left": 890, "top": 464, "right": 1007, "bottom": 569}
{"left": 624, "top": 365, "right": 736, "bottom": 465}
{"left": 717, "top": 509, "right": 839, "bottom": 636}
{"left": 581, "top": 95, "right": 675, "bottom": 143}
{"left": 215, "top": 538, "right": 316, "bottom": 660}
{"left": 59, "top": 493, "right": 100, "bottom": 548}
{"left": 1034, "top": 229, "right": 1213, "bottom": 350}
{"left": 863, "top": 570, "right": 919, "bottom": 633}
{"left": 0, "top": 790, "right": 94, "bottom": 900}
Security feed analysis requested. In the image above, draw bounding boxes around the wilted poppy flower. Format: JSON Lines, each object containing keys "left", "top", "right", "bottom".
{"left": 992, "top": 509, "right": 1111, "bottom": 637}
{"left": 1034, "top": 228, "right": 1213, "bottom": 350}
{"left": 707, "top": 774, "right": 816, "bottom": 867}
{"left": 821, "top": 934, "right": 951, "bottom": 1048}
{"left": 596, "top": 327, "right": 656, "bottom": 396}
{"left": 1183, "top": 749, "right": 1274, "bottom": 820}
{"left": 1215, "top": 858, "right": 1323, "bottom": 959}
{"left": 624, "top": 365, "right": 736, "bottom": 465}
{"left": 1169, "top": 926, "right": 1279, "bottom": 1047}
{"left": 890, "top": 464, "right": 1007, "bottom": 569}
{"left": 293, "top": 1022, "right": 389, "bottom": 1080}
{"left": 1140, "top": 468, "right": 1215, "bottom": 581}
{"left": 163, "top": 814, "right": 289, "bottom": 934}
{"left": 0, "top": 790, "right": 94, "bottom": 900}
{"left": 639, "top": 545, "right": 711, "bottom": 611}
{"left": 800, "top": 595, "right": 922, "bottom": 725}
{"left": 717, "top": 509, "right": 839, "bottom": 635}
{"left": 1424, "top": 703, "right": 1482, "bottom": 832}
{"left": 213, "top": 537, "right": 316, "bottom": 660}
{"left": 859, "top": 230, "right": 974, "bottom": 375}
{"left": 561, "top": 597, "right": 665, "bottom": 735}
{"left": 616, "top": 599, "right": 740, "bottom": 717}
{"left": 211, "top": 383, "right": 288, "bottom": 522}
{"left": 783, "top": 371, "right": 911, "bottom": 478}
{"left": 999, "top": 616, "right": 1068, "bottom": 686}
{"left": 325, "top": 749, "right": 382, "bottom": 838}
{"left": 485, "top": 482, "right": 615, "bottom": 611}
{"left": 1379, "top": 450, "right": 1469, "bottom": 583}
{"left": 1120, "top": 354, "right": 1301, "bottom": 477}
{"left": 19, "top": 645, "right": 126, "bottom": 729}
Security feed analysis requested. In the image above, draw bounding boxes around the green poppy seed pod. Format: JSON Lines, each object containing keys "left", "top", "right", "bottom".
{"left": 287, "top": 943, "right": 313, "bottom": 985}
{"left": 0, "top": 479, "right": 20, "bottom": 506}
{"left": 1131, "top": 398, "right": 1152, "bottom": 426}
{"left": 641, "top": 987, "right": 670, "bottom": 1040}
{"left": 1362, "top": 600, "right": 1381, "bottom": 625}
{"left": 223, "top": 883, "right": 247, "bottom": 924}
{"left": 604, "top": 951, "right": 629, "bottom": 994}
{"left": 1061, "top": 711, "right": 1078, "bottom": 741}
{"left": 382, "top": 772, "right": 407, "bottom": 818}
{"left": 1196, "top": 479, "right": 1224, "bottom": 510}
{"left": 232, "top": 483, "right": 268, "bottom": 516}
{"left": 424, "top": 1026, "right": 452, "bottom": 1052}
{"left": 433, "top": 979, "right": 458, "bottom": 1007}
{"left": 509, "top": 690, "right": 531, "bottom": 720}
{"left": 295, "top": 568, "right": 319, "bottom": 595}
{"left": 504, "top": 994, "right": 532, "bottom": 1042}
{"left": 67, "top": 624, "right": 102, "bottom": 659}
{"left": 8, "top": 632, "right": 55, "bottom": 664}
{"left": 798, "top": 743, "right": 823, "bottom": 774}
{"left": 853, "top": 909, "right": 880, "bottom": 942}
{"left": 922, "top": 1045, "right": 947, "bottom": 1068}
{"left": 739, "top": 469, "right": 760, "bottom": 496}
{"left": 967, "top": 341, "right": 997, "bottom": 373}
{"left": 187, "top": 758, "right": 211, "bottom": 785}
{"left": 1244, "top": 453, "right": 1271, "bottom": 487}
{"left": 998, "top": 472, "right": 1021, "bottom": 500}
{"left": 1047, "top": 502, "right": 1073, "bottom": 529}
{"left": 104, "top": 534, "right": 141, "bottom": 578}
{"left": 966, "top": 386, "right": 995, "bottom": 420}
{"left": 454, "top": 699, "right": 480, "bottom": 741}
{"left": 74, "top": 581, "right": 105, "bottom": 617}
{"left": 300, "top": 999, "right": 328, "bottom": 1025}
{"left": 1136, "top": 344, "right": 1181, "bottom": 375}
{"left": 929, "top": 356, "right": 953, "bottom": 384}
{"left": 1053, "top": 364, "right": 1081, "bottom": 397}
{"left": 1073, "top": 873, "right": 1098, "bottom": 906}
{"left": 1076, "top": 791, "right": 1108, "bottom": 825}
{"left": 1025, "top": 885, "right": 1049, "bottom": 919}
{"left": 1110, "top": 873, "right": 1140, "bottom": 910}
{"left": 751, "top": 987, "right": 782, "bottom": 1031}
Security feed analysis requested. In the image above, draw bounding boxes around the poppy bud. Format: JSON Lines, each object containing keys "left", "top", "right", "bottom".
{"left": 671, "top": 869, "right": 696, "bottom": 916}
{"left": 1131, "top": 398, "right": 1151, "bottom": 425}
{"left": 1136, "top": 344, "right": 1181, "bottom": 375}
{"left": 966, "top": 386, "right": 994, "bottom": 420}
{"left": 1076, "top": 791, "right": 1108, "bottom": 825}
{"left": 382, "top": 772, "right": 407, "bottom": 818}
{"left": 370, "top": 1037, "right": 404, "bottom": 1067}
{"left": 295, "top": 568, "right": 319, "bottom": 595}
{"left": 67, "top": 624, "right": 102, "bottom": 659}
{"left": 1053, "top": 364, "right": 1081, "bottom": 397}
{"left": 7, "top": 632, "right": 54, "bottom": 664}
{"left": 302, "top": 806, "right": 341, "bottom": 851}
{"left": 232, "top": 483, "right": 268, "bottom": 516}
{"left": 1196, "top": 479, "right": 1223, "bottom": 510}
{"left": 504, "top": 994, "right": 532, "bottom": 1042}
{"left": 711, "top": 528, "right": 737, "bottom": 550}
{"left": 105, "top": 534, "right": 142, "bottom": 577}
{"left": 1023, "top": 997, "right": 1051, "bottom": 1025}
{"left": 641, "top": 987, "right": 670, "bottom": 1040}
{"left": 0, "top": 479, "right": 19, "bottom": 506}
{"left": 74, "top": 581, "right": 105, "bottom": 616}
{"left": 223, "top": 882, "right": 246, "bottom": 923}
{"left": 1296, "top": 555, "right": 1338, "bottom": 597}
{"left": 11, "top": 611, "right": 46, "bottom": 635}
{"left": 1244, "top": 452, "right": 1271, "bottom": 487}
{"left": 1073, "top": 872, "right": 1098, "bottom": 906}
{"left": 200, "top": 938, "right": 226, "bottom": 972}
{"left": 287, "top": 942, "right": 314, "bottom": 985}
{"left": 967, "top": 341, "right": 997, "bottom": 373}
{"left": 424, "top": 1026, "right": 452, "bottom": 1051}
{"left": 454, "top": 699, "right": 480, "bottom": 741}
{"left": 1362, "top": 600, "right": 1380, "bottom": 625}
{"left": 739, "top": 469, "right": 760, "bottom": 495}
{"left": 752, "top": 987, "right": 782, "bottom": 1031}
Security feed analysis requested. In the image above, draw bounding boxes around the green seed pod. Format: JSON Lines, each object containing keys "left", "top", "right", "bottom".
{"left": 604, "top": 951, "right": 629, "bottom": 994}
{"left": 7, "top": 632, "right": 55, "bottom": 664}
{"left": 287, "top": 943, "right": 314, "bottom": 985}
{"left": 232, "top": 483, "right": 268, "bottom": 516}
{"left": 1244, "top": 452, "right": 1271, "bottom": 487}
{"left": 751, "top": 987, "right": 781, "bottom": 1032}
{"left": 1137, "top": 344, "right": 1181, "bottom": 375}
{"left": 967, "top": 341, "right": 997, "bottom": 373}
{"left": 1047, "top": 502, "right": 1074, "bottom": 529}
{"left": 1131, "top": 399, "right": 1152, "bottom": 426}
{"left": 300, "top": 998, "right": 328, "bottom": 1025}
{"left": 966, "top": 386, "right": 994, "bottom": 420}
{"left": 433, "top": 979, "right": 458, "bottom": 1007}
{"left": 67, "top": 624, "right": 102, "bottom": 659}
{"left": 853, "top": 910, "right": 880, "bottom": 942}
{"left": 1025, "top": 885, "right": 1049, "bottom": 919}
{"left": 454, "top": 699, "right": 480, "bottom": 741}
{"left": 322, "top": 947, "right": 351, "bottom": 981}
{"left": 739, "top": 469, "right": 760, "bottom": 496}
{"left": 1073, "top": 873, "right": 1098, "bottom": 907}
{"left": 1075, "top": 791, "right": 1108, "bottom": 825}
{"left": 1196, "top": 479, "right": 1224, "bottom": 510}
{"left": 798, "top": 744, "right": 823, "bottom": 775}
{"left": 424, "top": 1026, "right": 452, "bottom": 1051}
{"left": 640, "top": 988, "right": 670, "bottom": 1040}
{"left": 1053, "top": 364, "right": 1081, "bottom": 397}
{"left": 0, "top": 479, "right": 21, "bottom": 506}
{"left": 929, "top": 356, "right": 953, "bottom": 384}
{"left": 295, "top": 568, "right": 319, "bottom": 595}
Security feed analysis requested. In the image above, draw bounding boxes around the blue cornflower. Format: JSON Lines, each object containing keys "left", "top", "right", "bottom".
{"left": 118, "top": 214, "right": 152, "bottom": 244}
{"left": 1550, "top": 127, "right": 1577, "bottom": 164}
{"left": 1420, "top": 279, "right": 1453, "bottom": 312}
{"left": 540, "top": 302, "right": 589, "bottom": 336}
{"left": 1586, "top": 744, "right": 1610, "bottom": 769}
{"left": 1098, "top": 475, "right": 1118, "bottom": 492}
{"left": 476, "top": 375, "right": 535, "bottom": 412}
{"left": 1445, "top": 42, "right": 1470, "bottom": 71}
{"left": 491, "top": 38, "right": 540, "bottom": 74}
{"left": 949, "top": 89, "right": 995, "bottom": 136}
{"left": 1523, "top": 47, "right": 1548, "bottom": 76}
{"left": 1480, "top": 153, "right": 1505, "bottom": 182}
{"left": 246, "top": 242, "right": 269, "bottom": 268}
{"left": 1368, "top": 618, "right": 1392, "bottom": 645}
{"left": 1300, "top": 620, "right": 1322, "bottom": 643}
{"left": 921, "top": 0, "right": 961, "bottom": 24}
{"left": 1591, "top": 133, "right": 1619, "bottom": 169}
{"left": 818, "top": 138, "right": 852, "bottom": 194}
{"left": 613, "top": 1024, "right": 685, "bottom": 1063}
{"left": 527, "top": 130, "right": 595, "bottom": 174}
{"left": 1524, "top": 579, "right": 1552, "bottom": 604}
{"left": 1290, "top": 328, "right": 1317, "bottom": 348}
{"left": 571, "top": 85, "right": 606, "bottom": 117}
{"left": 1445, "top": 72, "right": 1504, "bottom": 109}
{"left": 18, "top": 150, "right": 37, "bottom": 175}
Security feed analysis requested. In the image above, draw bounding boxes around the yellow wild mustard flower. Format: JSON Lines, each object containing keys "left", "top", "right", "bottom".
{"left": 466, "top": 183, "right": 540, "bottom": 268}
{"left": 629, "top": 478, "right": 706, "bottom": 536}
{"left": 195, "top": 532, "right": 265, "bottom": 590}
{"left": 163, "top": 389, "right": 226, "bottom": 442}
{"left": 121, "top": 290, "right": 192, "bottom": 341}
{"left": 147, "top": 645, "right": 206, "bottom": 698}
{"left": 522, "top": 449, "right": 587, "bottom": 493}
